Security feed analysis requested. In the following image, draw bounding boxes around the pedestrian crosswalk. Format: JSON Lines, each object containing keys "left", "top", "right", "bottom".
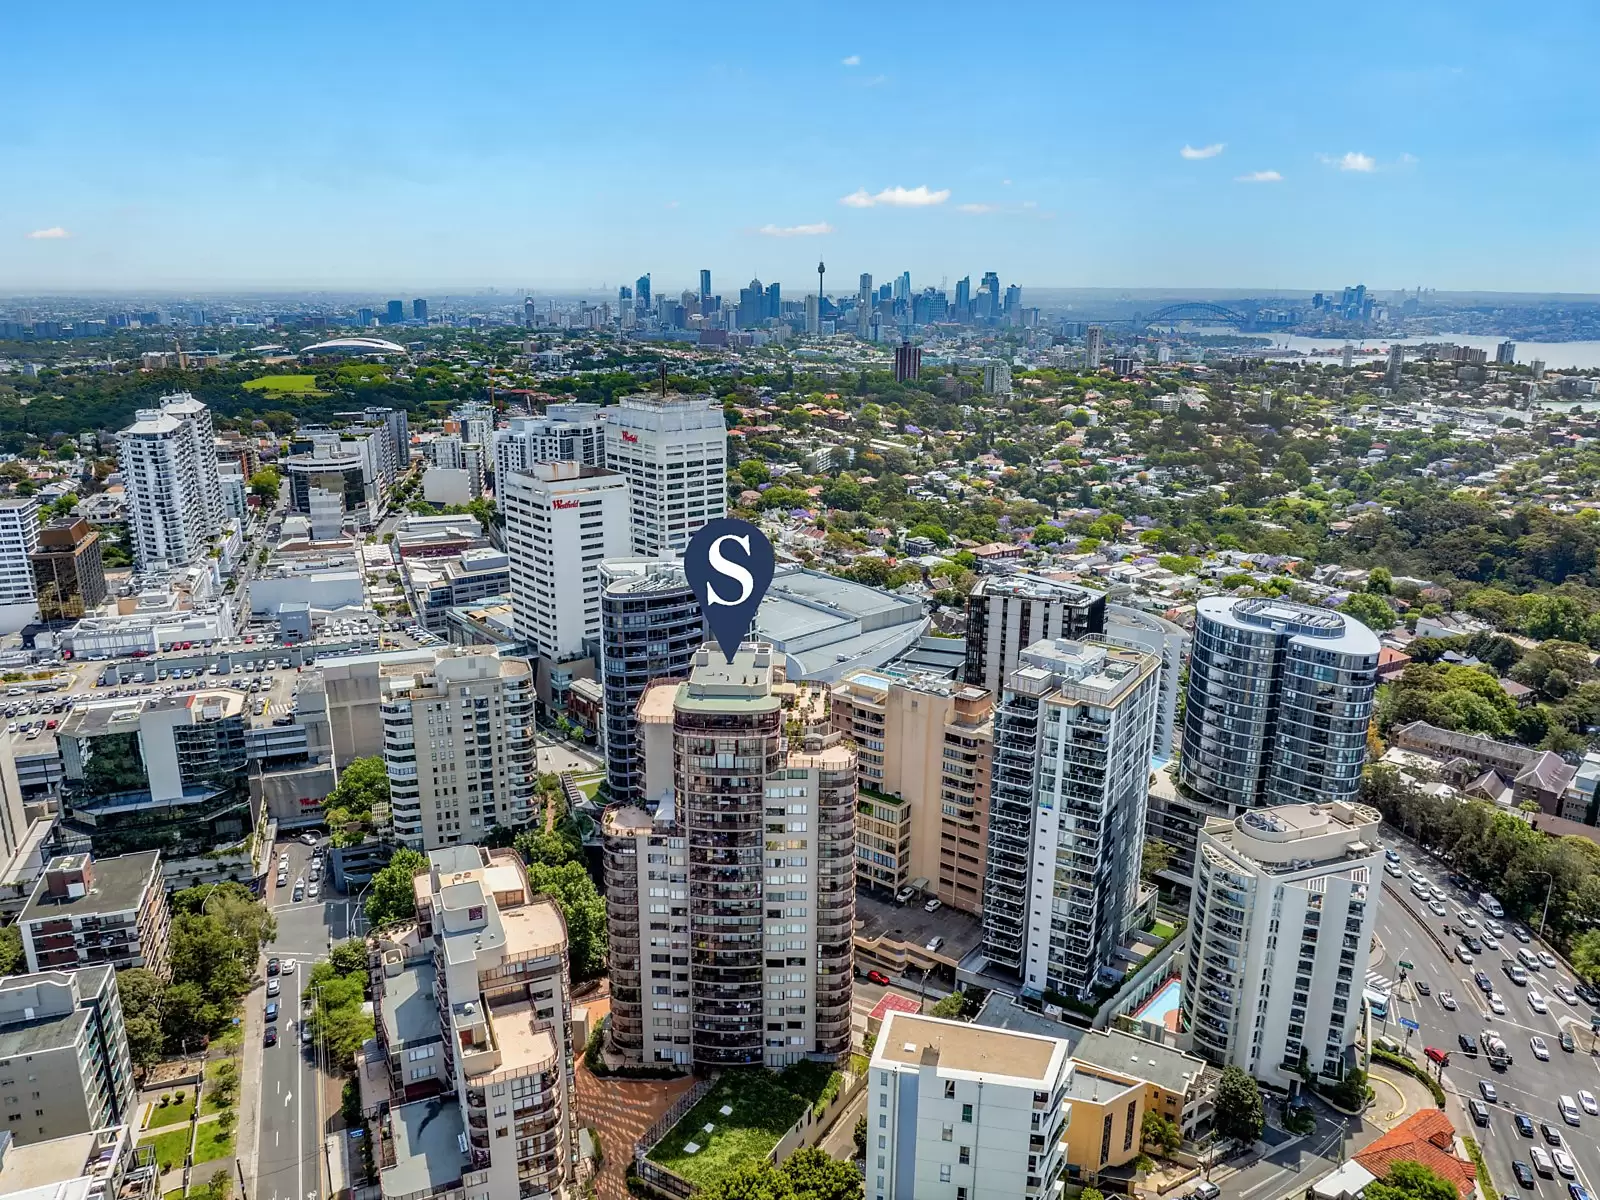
{"left": 1367, "top": 969, "right": 1398, "bottom": 995}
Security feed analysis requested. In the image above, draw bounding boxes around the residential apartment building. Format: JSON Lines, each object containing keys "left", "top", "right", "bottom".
{"left": 367, "top": 846, "right": 574, "bottom": 1200}
{"left": 868, "top": 1010, "right": 1072, "bottom": 1200}
{"left": 1159, "top": 598, "right": 1379, "bottom": 883}
{"left": 601, "top": 645, "right": 854, "bottom": 1068}
{"left": 31, "top": 519, "right": 107, "bottom": 623}
{"left": 0, "top": 968, "right": 135, "bottom": 1146}
{"left": 603, "top": 392, "right": 728, "bottom": 557}
{"left": 0, "top": 500, "right": 39, "bottom": 631}
{"left": 962, "top": 575, "right": 1107, "bottom": 696}
{"left": 0, "top": 1123, "right": 155, "bottom": 1200}
{"left": 984, "top": 639, "right": 1160, "bottom": 1000}
{"left": 492, "top": 407, "right": 607, "bottom": 482}
{"left": 1180, "top": 800, "right": 1382, "bottom": 1088}
{"left": 597, "top": 559, "right": 704, "bottom": 808}
{"left": 501, "top": 463, "right": 631, "bottom": 662}
{"left": 379, "top": 650, "right": 536, "bottom": 849}
{"left": 829, "top": 670, "right": 994, "bottom": 915}
{"left": 1104, "top": 603, "right": 1190, "bottom": 758}
{"left": 117, "top": 393, "right": 224, "bottom": 571}
{"left": 19, "top": 853, "right": 170, "bottom": 978}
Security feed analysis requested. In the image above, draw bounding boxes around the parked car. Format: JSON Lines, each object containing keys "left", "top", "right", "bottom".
{"left": 865, "top": 970, "right": 890, "bottom": 986}
{"left": 1581, "top": 1091, "right": 1599, "bottom": 1117}
{"left": 264, "top": 1027, "right": 277, "bottom": 1047}
{"left": 267, "top": 958, "right": 280, "bottom": 976}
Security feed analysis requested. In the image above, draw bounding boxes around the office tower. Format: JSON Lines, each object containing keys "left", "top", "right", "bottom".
{"left": 699, "top": 269, "right": 712, "bottom": 306}
{"left": 118, "top": 392, "right": 223, "bottom": 571}
{"left": 858, "top": 272, "right": 872, "bottom": 295}
{"left": 893, "top": 341, "right": 921, "bottom": 383}
{"left": 19, "top": 852, "right": 171, "bottom": 976}
{"left": 1496, "top": 340, "right": 1516, "bottom": 365}
{"left": 601, "top": 645, "right": 854, "bottom": 1067}
{"left": 285, "top": 438, "right": 377, "bottom": 532}
{"left": 805, "top": 294, "right": 820, "bottom": 335}
{"left": 1004, "top": 283, "right": 1021, "bottom": 319}
{"left": 386, "top": 300, "right": 404, "bottom": 325}
{"left": 635, "top": 273, "right": 651, "bottom": 313}
{"left": 980, "top": 270, "right": 1000, "bottom": 301}
{"left": 604, "top": 392, "right": 728, "bottom": 557}
{"left": 869, "top": 1010, "right": 1073, "bottom": 1200}
{"left": 983, "top": 360, "right": 1012, "bottom": 396}
{"left": 1180, "top": 800, "right": 1381, "bottom": 1087}
{"left": 765, "top": 281, "right": 780, "bottom": 320}
{"left": 893, "top": 271, "right": 911, "bottom": 302}
{"left": 523, "top": 296, "right": 536, "bottom": 327}
{"left": 1112, "top": 353, "right": 1136, "bottom": 377}
{"left": 0, "top": 969, "right": 135, "bottom": 1146}
{"left": 962, "top": 574, "right": 1107, "bottom": 696}
{"left": 378, "top": 650, "right": 536, "bottom": 847}
{"left": 1385, "top": 343, "right": 1405, "bottom": 387}
{"left": 618, "top": 285, "right": 632, "bottom": 315}
{"left": 363, "top": 405, "right": 411, "bottom": 479}
{"left": 1158, "top": 597, "right": 1379, "bottom": 882}
{"left": 501, "top": 463, "right": 631, "bottom": 661}
{"left": 1531, "top": 359, "right": 1546, "bottom": 380}
{"left": 830, "top": 671, "right": 993, "bottom": 915}
{"left": 954, "top": 276, "right": 971, "bottom": 320}
{"left": 1103, "top": 604, "right": 1190, "bottom": 758}
{"left": 493, "top": 405, "right": 606, "bottom": 481}
{"left": 412, "top": 298, "right": 428, "bottom": 322}
{"left": 1340, "top": 344, "right": 1354, "bottom": 369}
{"left": 983, "top": 639, "right": 1160, "bottom": 998}
{"left": 0, "top": 499, "right": 39, "bottom": 625}
{"left": 430, "top": 435, "right": 466, "bottom": 470}
{"left": 31, "top": 518, "right": 106, "bottom": 623}
{"left": 736, "top": 279, "right": 764, "bottom": 329}
{"left": 358, "top": 307, "right": 374, "bottom": 327}
{"left": 598, "top": 559, "right": 704, "bottom": 807}
{"left": 1085, "top": 326, "right": 1105, "bottom": 369}
{"left": 371, "top": 847, "right": 575, "bottom": 1200}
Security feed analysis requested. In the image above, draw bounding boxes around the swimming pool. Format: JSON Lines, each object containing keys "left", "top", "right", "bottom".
{"left": 1133, "top": 977, "right": 1182, "bottom": 1027}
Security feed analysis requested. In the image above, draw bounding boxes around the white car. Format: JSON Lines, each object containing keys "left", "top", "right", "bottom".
{"left": 1408, "top": 869, "right": 1427, "bottom": 886}
{"left": 1532, "top": 1035, "right": 1550, "bottom": 1060}
{"left": 1385, "top": 861, "right": 1403, "bottom": 878}
{"left": 1561, "top": 1095, "right": 1581, "bottom": 1125}
{"left": 281, "top": 958, "right": 296, "bottom": 974}
{"left": 308, "top": 882, "right": 320, "bottom": 899}
{"left": 1429, "top": 899, "right": 1448, "bottom": 916}
{"left": 1456, "top": 910, "right": 1479, "bottom": 928}
{"left": 1530, "top": 990, "right": 1550, "bottom": 1014}
{"left": 1540, "top": 951, "right": 1559, "bottom": 969}
{"left": 1482, "top": 934, "right": 1501, "bottom": 951}
{"left": 1456, "top": 946, "right": 1475, "bottom": 965}
{"left": 1556, "top": 984, "right": 1579, "bottom": 1005}
{"left": 1489, "top": 993, "right": 1507, "bottom": 1015}
{"left": 1579, "top": 1090, "right": 1598, "bottom": 1116}
{"left": 1555, "top": 1149, "right": 1577, "bottom": 1179}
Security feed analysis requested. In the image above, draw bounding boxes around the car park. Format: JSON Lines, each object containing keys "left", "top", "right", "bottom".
{"left": 923, "top": 898, "right": 941, "bottom": 913}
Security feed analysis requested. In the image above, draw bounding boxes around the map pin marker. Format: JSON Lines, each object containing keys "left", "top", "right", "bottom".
{"left": 684, "top": 517, "right": 776, "bottom": 663}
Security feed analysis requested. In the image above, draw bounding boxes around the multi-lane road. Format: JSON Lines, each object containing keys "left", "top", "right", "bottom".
{"left": 1373, "top": 829, "right": 1600, "bottom": 1200}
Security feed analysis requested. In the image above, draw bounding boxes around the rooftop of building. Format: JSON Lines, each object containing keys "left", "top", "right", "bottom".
{"left": 853, "top": 891, "right": 986, "bottom": 965}
{"left": 1351, "top": 1109, "right": 1475, "bottom": 1199}
{"left": 498, "top": 897, "right": 567, "bottom": 961}
{"left": 834, "top": 668, "right": 989, "bottom": 705}
{"left": 636, "top": 681, "right": 680, "bottom": 724}
{"left": 1197, "top": 595, "right": 1380, "bottom": 657}
{"left": 380, "top": 1096, "right": 466, "bottom": 1200}
{"left": 601, "top": 804, "right": 654, "bottom": 837}
{"left": 20, "top": 852, "right": 160, "bottom": 923}
{"left": 300, "top": 337, "right": 407, "bottom": 356}
{"left": 675, "top": 643, "right": 782, "bottom": 714}
{"left": 600, "top": 558, "right": 695, "bottom": 597}
{"left": 975, "top": 997, "right": 1211, "bottom": 1095}
{"left": 1208, "top": 800, "right": 1383, "bottom": 869}
{"left": 0, "top": 969, "right": 112, "bottom": 1057}
{"left": 57, "top": 688, "right": 246, "bottom": 738}
{"left": 1010, "top": 637, "right": 1158, "bottom": 707}
{"left": 0, "top": 1125, "right": 131, "bottom": 1200}
{"left": 122, "top": 411, "right": 184, "bottom": 438}
{"left": 487, "top": 997, "right": 560, "bottom": 1074}
{"left": 874, "top": 1011, "right": 1064, "bottom": 1085}
{"left": 973, "top": 573, "right": 1106, "bottom": 603}
{"left": 884, "top": 633, "right": 967, "bottom": 679}
{"left": 1063, "top": 1065, "right": 1141, "bottom": 1104}
{"left": 379, "top": 958, "right": 438, "bottom": 1048}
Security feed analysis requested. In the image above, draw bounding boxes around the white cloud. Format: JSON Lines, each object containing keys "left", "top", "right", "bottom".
{"left": 1180, "top": 143, "right": 1225, "bottom": 160}
{"left": 956, "top": 203, "right": 997, "bottom": 214}
{"left": 1235, "top": 170, "right": 1283, "bottom": 183}
{"left": 664, "top": 200, "right": 680, "bottom": 209}
{"left": 758, "top": 221, "right": 833, "bottom": 237}
{"left": 841, "top": 54, "right": 860, "bottom": 66}
{"left": 1320, "top": 151, "right": 1376, "bottom": 172}
{"left": 26, "top": 227, "right": 69, "bottom": 240}
{"left": 1001, "top": 178, "right": 1013, "bottom": 186}
{"left": 1399, "top": 152, "right": 1419, "bottom": 165}
{"left": 838, "top": 185, "right": 950, "bottom": 208}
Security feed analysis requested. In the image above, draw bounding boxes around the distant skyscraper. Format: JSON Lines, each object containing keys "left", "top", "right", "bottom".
{"left": 635, "top": 273, "right": 651, "bottom": 313}
{"left": 893, "top": 271, "right": 910, "bottom": 302}
{"left": 618, "top": 284, "right": 632, "bottom": 314}
{"left": 805, "top": 293, "right": 820, "bottom": 335}
{"left": 1496, "top": 340, "right": 1517, "bottom": 365}
{"left": 385, "top": 300, "right": 404, "bottom": 325}
{"left": 1531, "top": 359, "right": 1546, "bottom": 380}
{"left": 1003, "top": 284, "right": 1021, "bottom": 319}
{"left": 736, "top": 279, "right": 763, "bottom": 329}
{"left": 1340, "top": 344, "right": 1355, "bottom": 369}
{"left": 980, "top": 271, "right": 1000, "bottom": 314}
{"left": 699, "top": 269, "right": 711, "bottom": 306}
{"left": 765, "top": 281, "right": 780, "bottom": 320}
{"left": 411, "top": 298, "right": 428, "bottom": 322}
{"left": 523, "top": 296, "right": 536, "bottom": 327}
{"left": 357, "top": 307, "right": 374, "bottom": 326}
{"left": 893, "top": 341, "right": 921, "bottom": 383}
{"left": 859, "top": 272, "right": 872, "bottom": 295}
{"left": 1386, "top": 343, "right": 1405, "bottom": 387}
{"left": 1085, "top": 325, "right": 1105, "bottom": 369}
{"left": 954, "top": 276, "right": 971, "bottom": 319}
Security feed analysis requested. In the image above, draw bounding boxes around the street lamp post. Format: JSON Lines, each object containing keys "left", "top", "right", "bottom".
{"left": 1528, "top": 870, "right": 1555, "bottom": 937}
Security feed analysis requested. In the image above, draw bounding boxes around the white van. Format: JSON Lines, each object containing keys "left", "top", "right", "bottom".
{"left": 1478, "top": 892, "right": 1505, "bottom": 918}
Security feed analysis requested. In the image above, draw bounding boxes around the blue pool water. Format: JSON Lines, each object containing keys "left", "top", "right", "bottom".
{"left": 1134, "top": 977, "right": 1182, "bottom": 1026}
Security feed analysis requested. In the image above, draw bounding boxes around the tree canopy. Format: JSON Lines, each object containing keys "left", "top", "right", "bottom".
{"left": 1214, "top": 1065, "right": 1265, "bottom": 1143}
{"left": 524, "top": 860, "right": 607, "bottom": 981}
{"left": 364, "top": 848, "right": 429, "bottom": 927}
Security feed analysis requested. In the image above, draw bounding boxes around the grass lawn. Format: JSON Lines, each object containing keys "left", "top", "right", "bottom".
{"left": 147, "top": 1094, "right": 196, "bottom": 1128}
{"left": 1149, "top": 919, "right": 1177, "bottom": 940}
{"left": 202, "top": 1060, "right": 237, "bottom": 1116}
{"left": 577, "top": 776, "right": 603, "bottom": 800}
{"left": 242, "top": 374, "right": 325, "bottom": 395}
{"left": 163, "top": 1190, "right": 185, "bottom": 1200}
{"left": 193, "top": 1121, "right": 235, "bottom": 1165}
{"left": 649, "top": 1071, "right": 811, "bottom": 1190}
{"left": 140, "top": 1127, "right": 192, "bottom": 1173}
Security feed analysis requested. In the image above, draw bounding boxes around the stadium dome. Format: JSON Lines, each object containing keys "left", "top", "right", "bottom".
{"left": 298, "top": 336, "right": 407, "bottom": 357}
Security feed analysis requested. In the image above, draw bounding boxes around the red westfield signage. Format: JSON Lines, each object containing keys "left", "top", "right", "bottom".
{"left": 621, "top": 430, "right": 639, "bottom": 443}
{"left": 552, "top": 498, "right": 580, "bottom": 509}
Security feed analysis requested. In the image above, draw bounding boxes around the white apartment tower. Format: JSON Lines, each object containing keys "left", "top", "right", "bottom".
{"left": 1180, "top": 801, "right": 1382, "bottom": 1088}
{"left": 379, "top": 650, "right": 537, "bottom": 849}
{"left": 604, "top": 393, "right": 727, "bottom": 556}
{"left": 601, "top": 645, "right": 855, "bottom": 1069}
{"left": 984, "top": 638, "right": 1161, "bottom": 1000}
{"left": 0, "top": 498, "right": 40, "bottom": 626}
{"left": 869, "top": 1010, "right": 1072, "bottom": 1200}
{"left": 501, "top": 463, "right": 631, "bottom": 661}
{"left": 118, "top": 392, "right": 224, "bottom": 571}
{"left": 493, "top": 406, "right": 607, "bottom": 482}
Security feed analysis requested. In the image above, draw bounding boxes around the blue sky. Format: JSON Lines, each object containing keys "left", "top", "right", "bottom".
{"left": 4, "top": 0, "right": 1598, "bottom": 293}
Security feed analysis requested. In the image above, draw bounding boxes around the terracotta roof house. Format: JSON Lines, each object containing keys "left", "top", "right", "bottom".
{"left": 1352, "top": 1110, "right": 1477, "bottom": 1200}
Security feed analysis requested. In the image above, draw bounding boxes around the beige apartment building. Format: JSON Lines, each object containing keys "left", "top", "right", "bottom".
{"left": 0, "top": 968, "right": 136, "bottom": 1147}
{"left": 19, "top": 853, "right": 170, "bottom": 979}
{"left": 365, "top": 845, "right": 574, "bottom": 1200}
{"left": 830, "top": 671, "right": 993, "bottom": 915}
{"left": 603, "top": 644, "right": 856, "bottom": 1069}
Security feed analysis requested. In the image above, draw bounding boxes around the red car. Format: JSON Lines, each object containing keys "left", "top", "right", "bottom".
{"left": 866, "top": 970, "right": 891, "bottom": 986}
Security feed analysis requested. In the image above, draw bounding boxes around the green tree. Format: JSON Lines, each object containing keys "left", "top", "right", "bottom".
{"left": 1141, "top": 1110, "right": 1182, "bottom": 1155}
{"left": 118, "top": 967, "right": 167, "bottom": 1066}
{"left": 364, "top": 849, "right": 429, "bottom": 927}
{"left": 930, "top": 991, "right": 967, "bottom": 1020}
{"left": 737, "top": 460, "right": 770, "bottom": 489}
{"left": 324, "top": 756, "right": 390, "bottom": 845}
{"left": 0, "top": 925, "right": 23, "bottom": 975}
{"left": 1340, "top": 591, "right": 1397, "bottom": 632}
{"left": 1570, "top": 929, "right": 1600, "bottom": 985}
{"left": 1364, "top": 1161, "right": 1462, "bottom": 1200}
{"left": 1140, "top": 839, "right": 1175, "bottom": 885}
{"left": 1080, "top": 1189, "right": 1106, "bottom": 1200}
{"left": 1214, "top": 1065, "right": 1264, "bottom": 1143}
{"left": 525, "top": 861, "right": 607, "bottom": 980}
{"left": 1366, "top": 567, "right": 1393, "bottom": 594}
{"left": 853, "top": 1114, "right": 867, "bottom": 1158}
{"left": 906, "top": 522, "right": 951, "bottom": 548}
{"left": 248, "top": 468, "right": 281, "bottom": 501}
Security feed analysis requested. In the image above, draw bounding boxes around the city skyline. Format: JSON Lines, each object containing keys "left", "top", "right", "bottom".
{"left": 5, "top": 1, "right": 1597, "bottom": 292}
